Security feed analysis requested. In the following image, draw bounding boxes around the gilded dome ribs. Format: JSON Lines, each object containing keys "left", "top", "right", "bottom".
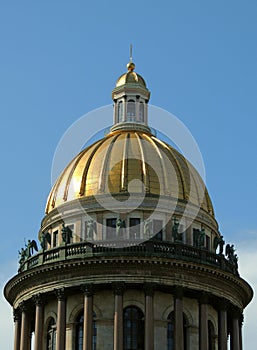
{"left": 46, "top": 156, "right": 78, "bottom": 214}
{"left": 135, "top": 132, "right": 150, "bottom": 193}
{"left": 153, "top": 137, "right": 188, "bottom": 201}
{"left": 98, "top": 134, "right": 120, "bottom": 193}
{"left": 120, "top": 133, "right": 130, "bottom": 191}
{"left": 79, "top": 138, "right": 108, "bottom": 197}
{"left": 169, "top": 151, "right": 189, "bottom": 202}
{"left": 144, "top": 134, "right": 168, "bottom": 195}
{"left": 63, "top": 150, "right": 87, "bottom": 202}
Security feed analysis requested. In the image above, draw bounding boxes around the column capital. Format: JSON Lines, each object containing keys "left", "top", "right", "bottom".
{"left": 198, "top": 292, "right": 209, "bottom": 304}
{"left": 33, "top": 293, "right": 44, "bottom": 306}
{"left": 19, "top": 301, "right": 28, "bottom": 313}
{"left": 81, "top": 283, "right": 94, "bottom": 297}
{"left": 55, "top": 287, "right": 66, "bottom": 301}
{"left": 112, "top": 281, "right": 125, "bottom": 296}
{"left": 217, "top": 298, "right": 229, "bottom": 311}
{"left": 144, "top": 282, "right": 156, "bottom": 297}
{"left": 230, "top": 306, "right": 242, "bottom": 320}
{"left": 173, "top": 286, "right": 183, "bottom": 299}
{"left": 13, "top": 309, "right": 21, "bottom": 322}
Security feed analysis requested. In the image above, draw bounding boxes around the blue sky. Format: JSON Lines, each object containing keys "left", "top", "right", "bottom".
{"left": 0, "top": 1, "right": 256, "bottom": 348}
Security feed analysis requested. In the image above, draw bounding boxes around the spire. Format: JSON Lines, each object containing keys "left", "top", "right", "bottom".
{"left": 127, "top": 44, "right": 135, "bottom": 72}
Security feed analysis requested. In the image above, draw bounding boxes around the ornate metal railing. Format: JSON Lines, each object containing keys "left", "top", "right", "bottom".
{"left": 19, "top": 240, "right": 238, "bottom": 275}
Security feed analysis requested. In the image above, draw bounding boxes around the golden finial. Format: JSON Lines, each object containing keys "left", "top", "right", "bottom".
{"left": 127, "top": 44, "right": 135, "bottom": 71}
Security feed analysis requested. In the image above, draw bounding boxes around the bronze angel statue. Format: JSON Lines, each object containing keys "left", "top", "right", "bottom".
{"left": 40, "top": 231, "right": 51, "bottom": 250}
{"left": 213, "top": 235, "right": 225, "bottom": 255}
{"left": 26, "top": 239, "right": 38, "bottom": 257}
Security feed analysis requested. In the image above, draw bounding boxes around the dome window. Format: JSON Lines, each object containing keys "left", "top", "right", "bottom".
{"left": 139, "top": 102, "right": 144, "bottom": 122}
{"left": 118, "top": 101, "right": 124, "bottom": 122}
{"left": 129, "top": 218, "right": 141, "bottom": 239}
{"left": 127, "top": 99, "right": 135, "bottom": 120}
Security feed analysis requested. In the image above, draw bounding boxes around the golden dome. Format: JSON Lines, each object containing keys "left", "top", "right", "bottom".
{"left": 46, "top": 130, "right": 214, "bottom": 216}
{"left": 115, "top": 61, "right": 147, "bottom": 88}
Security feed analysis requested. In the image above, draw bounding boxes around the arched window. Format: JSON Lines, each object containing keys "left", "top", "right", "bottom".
{"left": 139, "top": 102, "right": 144, "bottom": 122}
{"left": 123, "top": 306, "right": 144, "bottom": 350}
{"left": 208, "top": 320, "right": 215, "bottom": 350}
{"left": 118, "top": 101, "right": 123, "bottom": 122}
{"left": 93, "top": 312, "right": 97, "bottom": 350}
{"left": 127, "top": 100, "right": 135, "bottom": 120}
{"left": 167, "top": 312, "right": 187, "bottom": 350}
{"left": 167, "top": 312, "right": 175, "bottom": 350}
{"left": 75, "top": 311, "right": 97, "bottom": 350}
{"left": 47, "top": 317, "right": 56, "bottom": 350}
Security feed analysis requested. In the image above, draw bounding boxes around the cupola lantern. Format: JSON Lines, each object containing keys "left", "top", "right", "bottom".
{"left": 111, "top": 59, "right": 151, "bottom": 133}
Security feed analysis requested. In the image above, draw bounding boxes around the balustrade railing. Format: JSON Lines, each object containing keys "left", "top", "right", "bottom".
{"left": 19, "top": 240, "right": 238, "bottom": 275}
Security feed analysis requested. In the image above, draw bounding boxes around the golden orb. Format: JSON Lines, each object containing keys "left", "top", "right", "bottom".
{"left": 127, "top": 61, "right": 135, "bottom": 71}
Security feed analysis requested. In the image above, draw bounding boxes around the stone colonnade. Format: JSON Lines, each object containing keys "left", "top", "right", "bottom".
{"left": 13, "top": 284, "right": 243, "bottom": 350}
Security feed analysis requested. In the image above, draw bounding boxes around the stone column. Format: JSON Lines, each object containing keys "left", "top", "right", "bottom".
{"left": 199, "top": 293, "right": 209, "bottom": 350}
{"left": 56, "top": 288, "right": 66, "bottom": 350}
{"left": 230, "top": 310, "right": 240, "bottom": 350}
{"left": 113, "top": 282, "right": 125, "bottom": 350}
{"left": 218, "top": 300, "right": 228, "bottom": 350}
{"left": 20, "top": 302, "right": 30, "bottom": 350}
{"left": 174, "top": 287, "right": 184, "bottom": 350}
{"left": 13, "top": 309, "right": 21, "bottom": 350}
{"left": 82, "top": 284, "right": 94, "bottom": 350}
{"left": 33, "top": 294, "right": 44, "bottom": 350}
{"left": 239, "top": 314, "right": 243, "bottom": 350}
{"left": 144, "top": 283, "right": 155, "bottom": 350}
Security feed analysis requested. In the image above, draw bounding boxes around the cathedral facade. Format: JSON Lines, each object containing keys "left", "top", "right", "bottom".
{"left": 4, "top": 59, "right": 253, "bottom": 350}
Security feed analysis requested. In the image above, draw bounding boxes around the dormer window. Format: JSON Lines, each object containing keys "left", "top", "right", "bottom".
{"left": 127, "top": 100, "right": 135, "bottom": 121}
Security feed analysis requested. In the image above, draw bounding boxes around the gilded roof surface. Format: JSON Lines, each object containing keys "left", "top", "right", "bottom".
{"left": 115, "top": 62, "right": 147, "bottom": 88}
{"left": 46, "top": 130, "right": 214, "bottom": 216}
